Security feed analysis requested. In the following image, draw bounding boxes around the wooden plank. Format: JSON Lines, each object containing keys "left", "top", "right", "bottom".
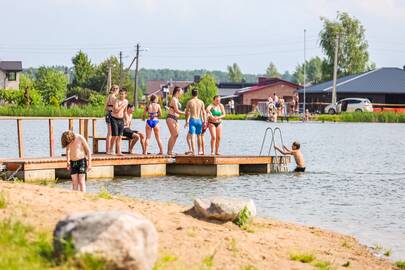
{"left": 79, "top": 119, "right": 84, "bottom": 136}
{"left": 49, "top": 119, "right": 55, "bottom": 157}
{"left": 92, "top": 119, "right": 97, "bottom": 154}
{"left": 17, "top": 119, "right": 24, "bottom": 158}
{"left": 84, "top": 119, "right": 89, "bottom": 142}
{"left": 68, "top": 119, "right": 74, "bottom": 131}
{"left": 0, "top": 116, "right": 102, "bottom": 120}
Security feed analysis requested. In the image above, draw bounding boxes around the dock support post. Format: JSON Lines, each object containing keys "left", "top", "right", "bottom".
{"left": 49, "top": 119, "right": 55, "bottom": 157}
{"left": 17, "top": 119, "right": 24, "bottom": 158}
{"left": 114, "top": 164, "right": 166, "bottom": 177}
{"left": 68, "top": 119, "right": 74, "bottom": 131}
{"left": 84, "top": 119, "right": 89, "bottom": 142}
{"left": 79, "top": 119, "right": 84, "bottom": 136}
{"left": 92, "top": 119, "right": 97, "bottom": 154}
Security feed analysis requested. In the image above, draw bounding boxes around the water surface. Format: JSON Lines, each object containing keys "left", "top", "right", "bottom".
{"left": 1, "top": 119, "right": 404, "bottom": 259}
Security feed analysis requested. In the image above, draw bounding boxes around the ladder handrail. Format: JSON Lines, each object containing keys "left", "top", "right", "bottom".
{"left": 259, "top": 127, "right": 274, "bottom": 156}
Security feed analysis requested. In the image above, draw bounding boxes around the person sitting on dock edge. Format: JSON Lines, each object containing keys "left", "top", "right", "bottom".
{"left": 185, "top": 88, "right": 206, "bottom": 155}
{"left": 124, "top": 104, "right": 146, "bottom": 154}
{"left": 61, "top": 130, "right": 92, "bottom": 192}
{"left": 275, "top": 141, "right": 305, "bottom": 172}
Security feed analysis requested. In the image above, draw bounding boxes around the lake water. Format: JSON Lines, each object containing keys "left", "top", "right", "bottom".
{"left": 1, "top": 119, "right": 404, "bottom": 259}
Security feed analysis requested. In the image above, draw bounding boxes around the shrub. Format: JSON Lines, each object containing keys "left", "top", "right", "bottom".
{"left": 233, "top": 207, "right": 252, "bottom": 227}
{"left": 89, "top": 93, "right": 105, "bottom": 106}
{"left": 289, "top": 252, "right": 316, "bottom": 263}
{"left": 0, "top": 191, "right": 7, "bottom": 209}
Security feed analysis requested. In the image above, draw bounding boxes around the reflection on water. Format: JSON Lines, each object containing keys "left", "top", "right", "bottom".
{"left": 1, "top": 120, "right": 405, "bottom": 259}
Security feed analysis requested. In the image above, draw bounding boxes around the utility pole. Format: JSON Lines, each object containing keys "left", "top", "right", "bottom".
{"left": 332, "top": 32, "right": 340, "bottom": 105}
{"left": 133, "top": 43, "right": 140, "bottom": 107}
{"left": 303, "top": 29, "right": 306, "bottom": 114}
{"left": 119, "top": 51, "right": 123, "bottom": 88}
{"left": 107, "top": 66, "right": 112, "bottom": 94}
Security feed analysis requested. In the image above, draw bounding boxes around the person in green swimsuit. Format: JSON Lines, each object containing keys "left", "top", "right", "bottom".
{"left": 206, "top": 95, "right": 226, "bottom": 155}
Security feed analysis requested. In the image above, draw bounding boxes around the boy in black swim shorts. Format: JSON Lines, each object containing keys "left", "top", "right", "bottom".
{"left": 61, "top": 130, "right": 92, "bottom": 192}
{"left": 124, "top": 104, "right": 146, "bottom": 154}
{"left": 275, "top": 141, "right": 305, "bottom": 173}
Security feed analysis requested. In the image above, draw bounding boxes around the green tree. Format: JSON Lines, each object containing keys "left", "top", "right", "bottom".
{"left": 88, "top": 56, "right": 131, "bottom": 93}
{"left": 72, "top": 51, "right": 95, "bottom": 88}
{"left": 34, "top": 67, "right": 68, "bottom": 104}
{"left": 293, "top": 57, "right": 324, "bottom": 85}
{"left": 281, "top": 71, "right": 294, "bottom": 82}
{"left": 266, "top": 62, "right": 281, "bottom": 78}
{"left": 227, "top": 63, "right": 244, "bottom": 83}
{"left": 181, "top": 73, "right": 218, "bottom": 107}
{"left": 319, "top": 12, "right": 372, "bottom": 81}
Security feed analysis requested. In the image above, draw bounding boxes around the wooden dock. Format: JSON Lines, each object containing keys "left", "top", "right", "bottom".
{"left": 0, "top": 116, "right": 291, "bottom": 181}
{"left": 2, "top": 154, "right": 291, "bottom": 181}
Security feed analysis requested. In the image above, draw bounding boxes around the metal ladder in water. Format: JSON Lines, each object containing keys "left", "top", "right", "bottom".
{"left": 259, "top": 127, "right": 289, "bottom": 173}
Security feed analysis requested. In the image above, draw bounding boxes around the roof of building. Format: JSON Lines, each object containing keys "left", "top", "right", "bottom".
{"left": 61, "top": 95, "right": 89, "bottom": 104}
{"left": 146, "top": 80, "right": 193, "bottom": 95}
{"left": 236, "top": 78, "right": 300, "bottom": 95}
{"left": 298, "top": 67, "right": 405, "bottom": 94}
{"left": 0, "top": 61, "right": 23, "bottom": 72}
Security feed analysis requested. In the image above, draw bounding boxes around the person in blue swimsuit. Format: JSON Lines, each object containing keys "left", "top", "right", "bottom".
{"left": 143, "top": 94, "right": 164, "bottom": 155}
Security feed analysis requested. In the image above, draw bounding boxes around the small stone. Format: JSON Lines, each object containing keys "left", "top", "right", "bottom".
{"left": 193, "top": 197, "right": 256, "bottom": 222}
{"left": 53, "top": 211, "right": 158, "bottom": 270}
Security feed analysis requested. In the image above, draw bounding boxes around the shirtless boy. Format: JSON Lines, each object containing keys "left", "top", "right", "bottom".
{"left": 185, "top": 89, "right": 206, "bottom": 155}
{"left": 110, "top": 88, "right": 128, "bottom": 155}
{"left": 61, "top": 130, "right": 92, "bottom": 192}
{"left": 275, "top": 141, "right": 305, "bottom": 172}
{"left": 124, "top": 104, "right": 146, "bottom": 154}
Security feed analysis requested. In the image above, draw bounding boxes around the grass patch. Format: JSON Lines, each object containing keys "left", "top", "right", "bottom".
{"left": 342, "top": 261, "right": 350, "bottom": 267}
{"left": 313, "top": 260, "right": 332, "bottom": 270}
{"left": 0, "top": 219, "right": 109, "bottom": 270}
{"left": 233, "top": 206, "right": 252, "bottom": 228}
{"left": 341, "top": 240, "right": 351, "bottom": 248}
{"left": 240, "top": 266, "right": 258, "bottom": 270}
{"left": 97, "top": 186, "right": 113, "bottom": 200}
{"left": 373, "top": 243, "right": 383, "bottom": 253}
{"left": 200, "top": 252, "right": 216, "bottom": 270}
{"left": 384, "top": 249, "right": 392, "bottom": 257}
{"left": 228, "top": 238, "right": 238, "bottom": 256}
{"left": 315, "top": 112, "right": 405, "bottom": 123}
{"left": 396, "top": 261, "right": 405, "bottom": 269}
{"left": 0, "top": 191, "right": 7, "bottom": 209}
{"left": 152, "top": 254, "right": 178, "bottom": 270}
{"left": 289, "top": 252, "right": 316, "bottom": 263}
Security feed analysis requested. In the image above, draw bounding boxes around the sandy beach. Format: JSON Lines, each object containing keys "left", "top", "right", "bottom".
{"left": 0, "top": 181, "right": 394, "bottom": 270}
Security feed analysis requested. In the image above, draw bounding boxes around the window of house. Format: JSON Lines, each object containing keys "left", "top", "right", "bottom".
{"left": 6, "top": 72, "right": 17, "bottom": 81}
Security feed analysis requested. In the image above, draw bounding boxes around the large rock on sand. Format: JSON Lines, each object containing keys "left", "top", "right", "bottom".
{"left": 53, "top": 211, "right": 158, "bottom": 270}
{"left": 193, "top": 197, "right": 256, "bottom": 222}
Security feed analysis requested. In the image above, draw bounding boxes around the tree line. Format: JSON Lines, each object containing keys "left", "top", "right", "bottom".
{"left": 2, "top": 11, "right": 372, "bottom": 107}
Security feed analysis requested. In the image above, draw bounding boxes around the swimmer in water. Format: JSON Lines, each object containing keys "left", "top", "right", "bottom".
{"left": 275, "top": 141, "right": 305, "bottom": 172}
{"left": 143, "top": 94, "right": 164, "bottom": 155}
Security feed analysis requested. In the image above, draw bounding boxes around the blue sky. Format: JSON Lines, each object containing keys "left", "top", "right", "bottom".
{"left": 1, "top": 0, "right": 404, "bottom": 74}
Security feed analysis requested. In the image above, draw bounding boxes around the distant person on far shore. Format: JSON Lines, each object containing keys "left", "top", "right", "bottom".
{"left": 304, "top": 109, "right": 311, "bottom": 121}
{"left": 124, "top": 104, "right": 146, "bottom": 154}
{"left": 229, "top": 99, "right": 235, "bottom": 114}
{"left": 143, "top": 94, "right": 164, "bottom": 155}
{"left": 104, "top": 84, "right": 119, "bottom": 154}
{"left": 185, "top": 89, "right": 206, "bottom": 155}
{"left": 275, "top": 141, "right": 305, "bottom": 173}
{"left": 110, "top": 88, "right": 129, "bottom": 156}
{"left": 61, "top": 130, "right": 92, "bottom": 192}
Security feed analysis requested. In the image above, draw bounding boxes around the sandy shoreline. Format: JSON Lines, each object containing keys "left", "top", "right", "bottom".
{"left": 0, "top": 182, "right": 394, "bottom": 269}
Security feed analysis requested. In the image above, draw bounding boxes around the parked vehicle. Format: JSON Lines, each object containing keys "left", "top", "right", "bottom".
{"left": 324, "top": 98, "right": 373, "bottom": 114}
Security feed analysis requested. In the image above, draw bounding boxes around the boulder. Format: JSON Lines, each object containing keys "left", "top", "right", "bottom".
{"left": 193, "top": 197, "right": 256, "bottom": 222}
{"left": 53, "top": 211, "right": 158, "bottom": 270}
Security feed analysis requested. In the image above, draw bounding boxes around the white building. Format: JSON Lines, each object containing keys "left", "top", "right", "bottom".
{"left": 0, "top": 61, "right": 23, "bottom": 90}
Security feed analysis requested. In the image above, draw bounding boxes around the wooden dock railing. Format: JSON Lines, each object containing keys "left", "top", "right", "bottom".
{"left": 0, "top": 117, "right": 101, "bottom": 159}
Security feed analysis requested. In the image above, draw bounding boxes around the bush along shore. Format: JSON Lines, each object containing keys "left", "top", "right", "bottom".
{"left": 1, "top": 104, "right": 405, "bottom": 123}
{"left": 0, "top": 105, "right": 248, "bottom": 120}
{"left": 0, "top": 182, "right": 398, "bottom": 270}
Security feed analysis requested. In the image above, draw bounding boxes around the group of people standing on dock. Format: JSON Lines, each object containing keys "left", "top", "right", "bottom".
{"left": 104, "top": 85, "right": 226, "bottom": 156}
